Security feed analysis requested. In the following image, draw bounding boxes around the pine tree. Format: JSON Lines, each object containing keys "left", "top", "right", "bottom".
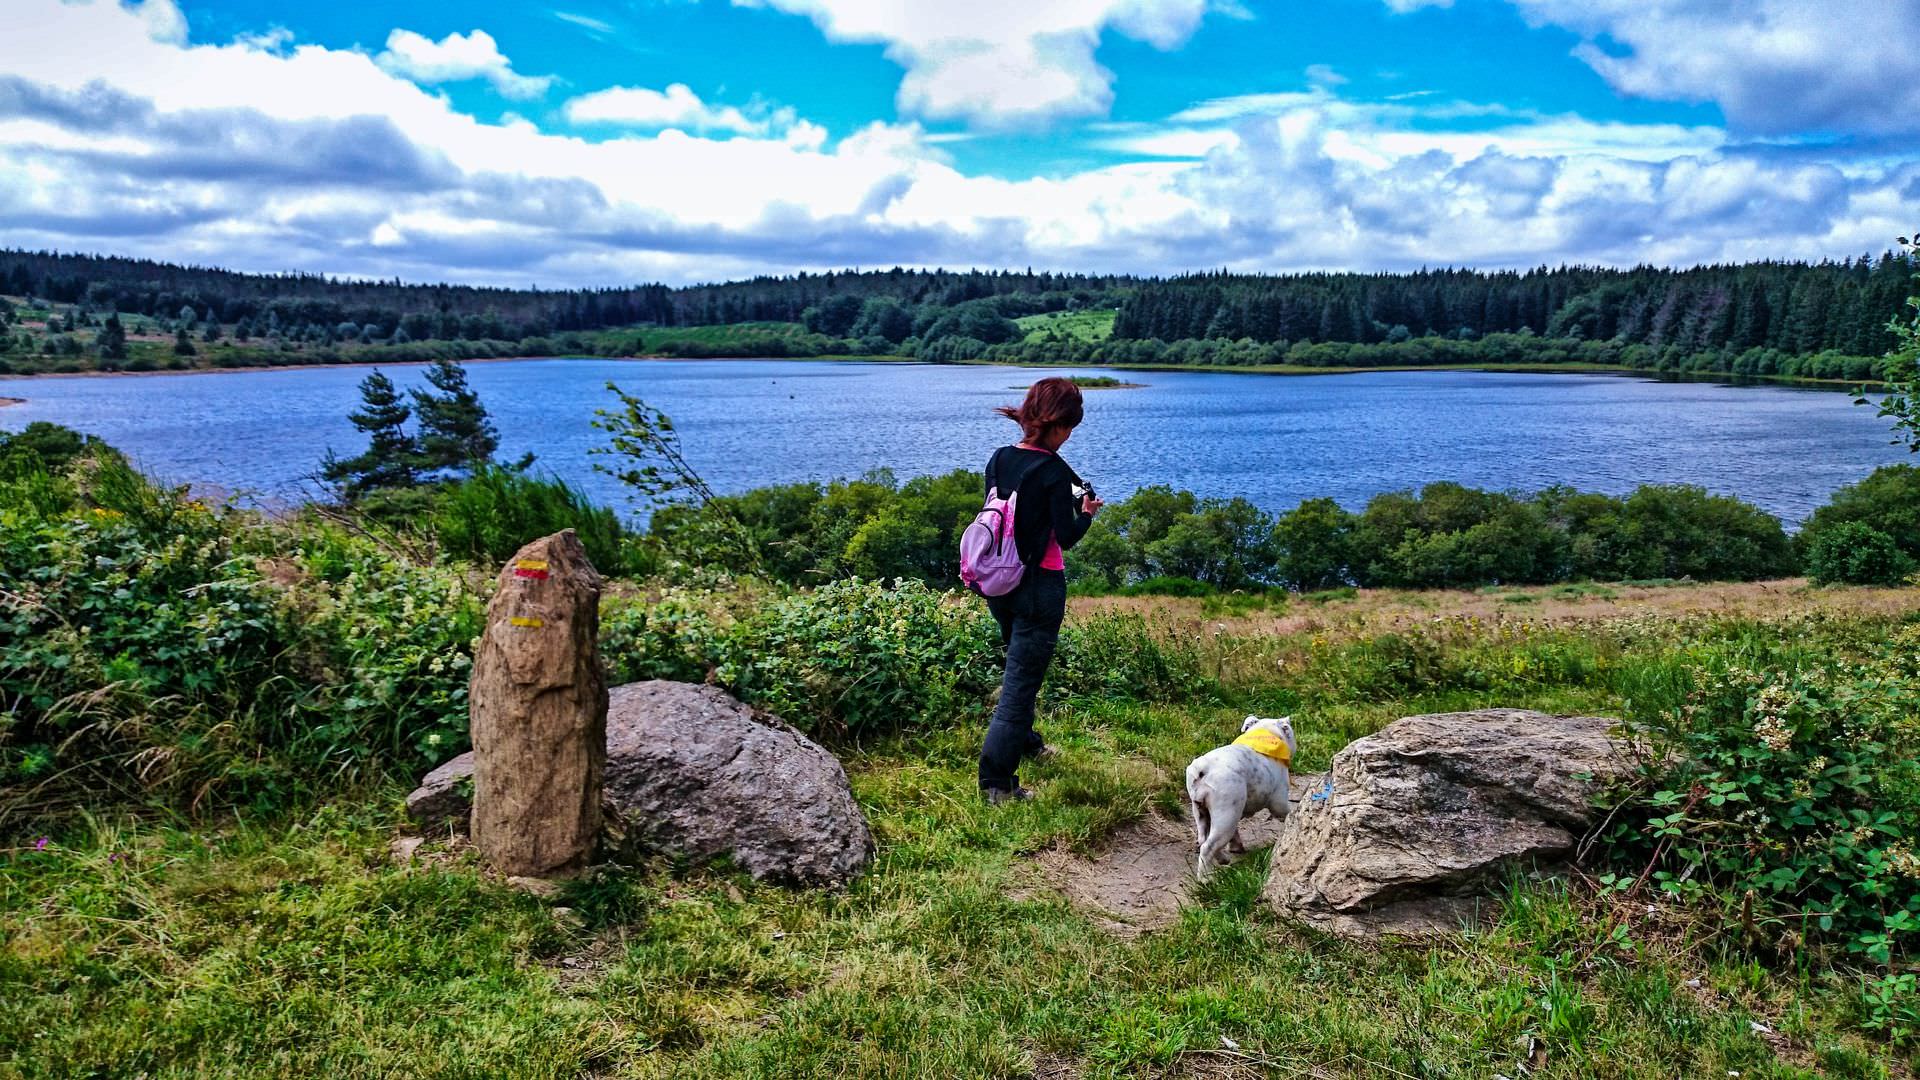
{"left": 322, "top": 370, "right": 419, "bottom": 496}
{"left": 411, "top": 359, "right": 499, "bottom": 476}
{"left": 97, "top": 314, "right": 127, "bottom": 361}
{"left": 172, "top": 326, "right": 196, "bottom": 357}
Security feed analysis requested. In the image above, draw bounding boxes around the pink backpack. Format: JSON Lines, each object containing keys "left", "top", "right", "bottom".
{"left": 959, "top": 485, "right": 1025, "bottom": 596}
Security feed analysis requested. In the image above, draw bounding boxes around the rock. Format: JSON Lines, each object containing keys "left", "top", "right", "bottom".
{"left": 601, "top": 681, "right": 872, "bottom": 888}
{"left": 1263, "top": 709, "right": 1633, "bottom": 937}
{"left": 405, "top": 754, "right": 474, "bottom": 830}
{"left": 388, "top": 835, "right": 425, "bottom": 864}
{"left": 505, "top": 875, "right": 564, "bottom": 898}
{"left": 469, "top": 530, "right": 608, "bottom": 880}
{"left": 405, "top": 680, "right": 874, "bottom": 888}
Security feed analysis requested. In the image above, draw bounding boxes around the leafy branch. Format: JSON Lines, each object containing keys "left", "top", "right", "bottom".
{"left": 1859, "top": 234, "right": 1920, "bottom": 453}
{"left": 589, "top": 382, "right": 759, "bottom": 573}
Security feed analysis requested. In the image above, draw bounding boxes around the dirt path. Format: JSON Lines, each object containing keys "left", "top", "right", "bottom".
{"left": 1018, "top": 775, "right": 1322, "bottom": 935}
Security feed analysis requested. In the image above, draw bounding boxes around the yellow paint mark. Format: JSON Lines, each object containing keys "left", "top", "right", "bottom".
{"left": 510, "top": 616, "right": 544, "bottom": 629}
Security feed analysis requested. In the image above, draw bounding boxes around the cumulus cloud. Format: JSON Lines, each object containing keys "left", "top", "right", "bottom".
{"left": 0, "top": 0, "right": 1910, "bottom": 288}
{"left": 733, "top": 0, "right": 1211, "bottom": 127}
{"left": 1499, "top": 0, "right": 1920, "bottom": 137}
{"left": 376, "top": 28, "right": 554, "bottom": 100}
{"left": 565, "top": 84, "right": 777, "bottom": 137}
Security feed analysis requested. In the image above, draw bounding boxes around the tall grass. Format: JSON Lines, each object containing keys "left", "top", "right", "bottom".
{"left": 428, "top": 465, "right": 636, "bottom": 574}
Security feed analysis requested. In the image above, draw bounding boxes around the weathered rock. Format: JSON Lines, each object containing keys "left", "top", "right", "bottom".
{"left": 405, "top": 754, "right": 474, "bottom": 829}
{"left": 601, "top": 681, "right": 872, "bottom": 887}
{"left": 469, "top": 530, "right": 607, "bottom": 880}
{"left": 1263, "top": 709, "right": 1634, "bottom": 937}
{"left": 406, "top": 680, "right": 874, "bottom": 888}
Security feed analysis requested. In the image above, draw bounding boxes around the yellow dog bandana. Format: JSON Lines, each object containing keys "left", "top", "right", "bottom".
{"left": 1233, "top": 728, "right": 1292, "bottom": 765}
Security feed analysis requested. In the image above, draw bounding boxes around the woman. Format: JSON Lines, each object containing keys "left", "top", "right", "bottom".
{"left": 979, "top": 377, "right": 1103, "bottom": 804}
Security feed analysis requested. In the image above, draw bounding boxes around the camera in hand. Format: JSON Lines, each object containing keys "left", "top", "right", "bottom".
{"left": 1072, "top": 481, "right": 1097, "bottom": 503}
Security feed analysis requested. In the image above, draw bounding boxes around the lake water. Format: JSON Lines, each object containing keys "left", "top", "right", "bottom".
{"left": 2, "top": 358, "right": 1906, "bottom": 524}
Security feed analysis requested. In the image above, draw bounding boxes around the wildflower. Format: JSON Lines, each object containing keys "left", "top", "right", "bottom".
{"left": 1752, "top": 713, "right": 1792, "bottom": 753}
{"left": 1888, "top": 843, "right": 1920, "bottom": 879}
{"left": 33, "top": 836, "right": 49, "bottom": 851}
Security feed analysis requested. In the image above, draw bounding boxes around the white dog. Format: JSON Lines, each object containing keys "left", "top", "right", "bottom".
{"left": 1185, "top": 715, "right": 1296, "bottom": 880}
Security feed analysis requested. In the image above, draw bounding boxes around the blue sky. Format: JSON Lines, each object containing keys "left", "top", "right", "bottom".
{"left": 1, "top": 0, "right": 1916, "bottom": 285}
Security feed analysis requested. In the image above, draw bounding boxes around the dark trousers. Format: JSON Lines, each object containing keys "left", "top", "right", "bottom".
{"left": 979, "top": 569, "right": 1067, "bottom": 791}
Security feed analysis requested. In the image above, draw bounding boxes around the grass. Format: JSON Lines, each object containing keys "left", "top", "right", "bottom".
{"left": 6, "top": 589, "right": 1915, "bottom": 1077}
{"left": 1016, "top": 309, "right": 1118, "bottom": 343}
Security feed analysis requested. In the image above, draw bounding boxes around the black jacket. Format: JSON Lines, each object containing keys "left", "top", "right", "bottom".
{"left": 985, "top": 445, "right": 1094, "bottom": 568}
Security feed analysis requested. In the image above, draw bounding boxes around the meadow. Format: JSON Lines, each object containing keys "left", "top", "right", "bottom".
{"left": 4, "top": 420, "right": 1919, "bottom": 1077}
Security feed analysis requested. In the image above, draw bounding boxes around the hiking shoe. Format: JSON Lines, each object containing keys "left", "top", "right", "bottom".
{"left": 983, "top": 785, "right": 1034, "bottom": 806}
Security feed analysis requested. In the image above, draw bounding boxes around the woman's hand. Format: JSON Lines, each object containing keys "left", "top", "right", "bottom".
{"left": 1082, "top": 495, "right": 1104, "bottom": 516}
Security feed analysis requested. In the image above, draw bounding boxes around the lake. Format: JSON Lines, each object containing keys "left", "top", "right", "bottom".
{"left": 2, "top": 359, "right": 1906, "bottom": 524}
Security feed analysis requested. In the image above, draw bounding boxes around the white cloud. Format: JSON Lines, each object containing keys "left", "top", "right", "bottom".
{"left": 1498, "top": 0, "right": 1920, "bottom": 137}
{"left": 565, "top": 84, "right": 774, "bottom": 136}
{"left": 1303, "top": 64, "right": 1346, "bottom": 88}
{"left": 551, "top": 11, "right": 616, "bottom": 35}
{"left": 376, "top": 28, "right": 554, "bottom": 100}
{"left": 733, "top": 0, "right": 1211, "bottom": 127}
{"left": 1382, "top": 0, "right": 1452, "bottom": 11}
{"left": 0, "top": 0, "right": 1909, "bottom": 289}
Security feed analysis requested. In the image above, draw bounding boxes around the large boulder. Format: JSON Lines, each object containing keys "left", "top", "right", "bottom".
{"left": 407, "top": 680, "right": 873, "bottom": 888}
{"left": 1263, "top": 709, "right": 1634, "bottom": 936}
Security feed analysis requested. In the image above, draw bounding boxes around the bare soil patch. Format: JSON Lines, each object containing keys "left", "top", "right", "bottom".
{"left": 1019, "top": 777, "right": 1319, "bottom": 935}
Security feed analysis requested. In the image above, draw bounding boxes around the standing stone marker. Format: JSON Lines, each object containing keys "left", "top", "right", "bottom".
{"left": 470, "top": 529, "right": 608, "bottom": 879}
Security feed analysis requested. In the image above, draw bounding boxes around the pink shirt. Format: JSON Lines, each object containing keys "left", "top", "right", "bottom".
{"left": 1017, "top": 443, "right": 1069, "bottom": 571}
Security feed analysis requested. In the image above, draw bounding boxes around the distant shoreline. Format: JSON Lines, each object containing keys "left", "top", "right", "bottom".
{"left": 0, "top": 355, "right": 1885, "bottom": 394}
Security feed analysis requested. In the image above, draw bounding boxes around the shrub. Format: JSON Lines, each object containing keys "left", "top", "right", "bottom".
{"left": 1806, "top": 521, "right": 1916, "bottom": 585}
{"left": 1605, "top": 652, "right": 1920, "bottom": 963}
{"left": 288, "top": 527, "right": 484, "bottom": 770}
{"left": 0, "top": 421, "right": 104, "bottom": 471}
{"left": 716, "top": 578, "right": 1001, "bottom": 737}
{"left": 1800, "top": 465, "right": 1920, "bottom": 565}
{"left": 0, "top": 460, "right": 294, "bottom": 800}
{"left": 0, "top": 451, "right": 486, "bottom": 812}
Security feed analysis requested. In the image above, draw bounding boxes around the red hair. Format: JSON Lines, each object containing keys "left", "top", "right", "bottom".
{"left": 996, "top": 377, "right": 1085, "bottom": 444}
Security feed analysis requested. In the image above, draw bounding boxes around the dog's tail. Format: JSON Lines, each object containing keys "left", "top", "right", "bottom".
{"left": 1186, "top": 760, "right": 1210, "bottom": 847}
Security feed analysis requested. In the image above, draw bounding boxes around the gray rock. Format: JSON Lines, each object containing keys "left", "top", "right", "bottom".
{"left": 601, "top": 681, "right": 873, "bottom": 888}
{"left": 406, "top": 754, "right": 475, "bottom": 830}
{"left": 405, "top": 680, "right": 873, "bottom": 888}
{"left": 1263, "top": 709, "right": 1634, "bottom": 937}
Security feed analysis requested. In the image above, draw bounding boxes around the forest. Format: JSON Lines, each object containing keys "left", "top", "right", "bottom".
{"left": 0, "top": 249, "right": 1911, "bottom": 383}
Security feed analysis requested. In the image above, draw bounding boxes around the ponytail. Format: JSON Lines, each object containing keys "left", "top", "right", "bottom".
{"left": 996, "top": 377, "right": 1085, "bottom": 444}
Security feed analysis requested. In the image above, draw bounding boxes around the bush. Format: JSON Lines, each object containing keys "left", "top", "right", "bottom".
{"left": 596, "top": 579, "right": 1214, "bottom": 739}
{"left": 715, "top": 578, "right": 1000, "bottom": 737}
{"left": 1605, "top": 647, "right": 1920, "bottom": 963}
{"left": 1800, "top": 465, "right": 1920, "bottom": 566}
{"left": 0, "top": 421, "right": 106, "bottom": 471}
{"left": 1805, "top": 521, "right": 1916, "bottom": 585}
{"left": 0, "top": 450, "right": 486, "bottom": 812}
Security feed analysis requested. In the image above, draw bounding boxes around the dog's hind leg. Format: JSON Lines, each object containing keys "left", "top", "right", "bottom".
{"left": 1196, "top": 796, "right": 1245, "bottom": 881}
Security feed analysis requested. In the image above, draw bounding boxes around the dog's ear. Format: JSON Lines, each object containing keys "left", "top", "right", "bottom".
{"left": 1240, "top": 715, "right": 1261, "bottom": 733}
